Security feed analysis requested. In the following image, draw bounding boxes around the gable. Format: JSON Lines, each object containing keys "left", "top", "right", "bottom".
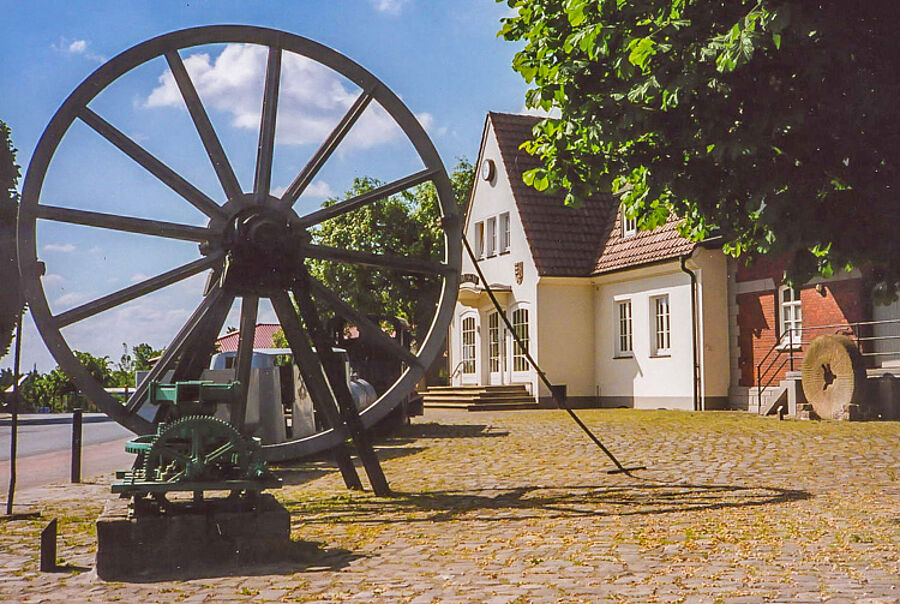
{"left": 486, "top": 112, "right": 696, "bottom": 277}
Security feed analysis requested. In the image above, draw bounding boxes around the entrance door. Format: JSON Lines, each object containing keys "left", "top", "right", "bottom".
{"left": 487, "top": 311, "right": 505, "bottom": 385}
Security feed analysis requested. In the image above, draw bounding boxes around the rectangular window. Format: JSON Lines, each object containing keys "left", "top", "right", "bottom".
{"left": 512, "top": 308, "right": 529, "bottom": 372}
{"left": 651, "top": 295, "right": 671, "bottom": 355}
{"left": 475, "top": 221, "right": 485, "bottom": 258}
{"left": 779, "top": 285, "right": 803, "bottom": 347}
{"left": 499, "top": 212, "right": 510, "bottom": 253}
{"left": 616, "top": 300, "right": 633, "bottom": 355}
{"left": 488, "top": 312, "right": 500, "bottom": 373}
{"left": 622, "top": 210, "right": 637, "bottom": 238}
{"left": 462, "top": 316, "right": 476, "bottom": 374}
{"left": 486, "top": 216, "right": 497, "bottom": 256}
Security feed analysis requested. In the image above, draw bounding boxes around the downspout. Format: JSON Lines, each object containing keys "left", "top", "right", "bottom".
{"left": 680, "top": 246, "right": 701, "bottom": 411}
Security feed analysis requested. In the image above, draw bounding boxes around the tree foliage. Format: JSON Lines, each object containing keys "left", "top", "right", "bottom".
{"left": 307, "top": 159, "right": 474, "bottom": 335}
{"left": 0, "top": 121, "right": 23, "bottom": 357}
{"left": 500, "top": 1, "right": 900, "bottom": 297}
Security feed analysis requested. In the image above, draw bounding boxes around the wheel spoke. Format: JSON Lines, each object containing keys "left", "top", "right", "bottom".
{"left": 253, "top": 47, "right": 282, "bottom": 204}
{"left": 35, "top": 204, "right": 214, "bottom": 242}
{"left": 305, "top": 275, "right": 422, "bottom": 368}
{"left": 232, "top": 295, "right": 259, "bottom": 431}
{"left": 295, "top": 168, "right": 438, "bottom": 228}
{"left": 301, "top": 242, "right": 450, "bottom": 276}
{"left": 78, "top": 107, "right": 224, "bottom": 218}
{"left": 126, "top": 287, "right": 226, "bottom": 413}
{"left": 280, "top": 87, "right": 376, "bottom": 207}
{"left": 171, "top": 288, "right": 236, "bottom": 381}
{"left": 271, "top": 292, "right": 347, "bottom": 431}
{"left": 54, "top": 252, "right": 224, "bottom": 328}
{"left": 203, "top": 441, "right": 235, "bottom": 465}
{"left": 165, "top": 51, "right": 243, "bottom": 202}
{"left": 158, "top": 445, "right": 191, "bottom": 466}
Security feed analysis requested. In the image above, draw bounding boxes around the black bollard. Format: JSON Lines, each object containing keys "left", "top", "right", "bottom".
{"left": 40, "top": 519, "right": 57, "bottom": 571}
{"left": 71, "top": 408, "right": 82, "bottom": 483}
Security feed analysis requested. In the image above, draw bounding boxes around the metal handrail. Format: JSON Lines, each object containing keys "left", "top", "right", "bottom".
{"left": 755, "top": 317, "right": 900, "bottom": 408}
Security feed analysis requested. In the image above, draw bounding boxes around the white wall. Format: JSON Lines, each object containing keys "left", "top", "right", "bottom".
{"left": 593, "top": 263, "right": 696, "bottom": 410}
{"left": 536, "top": 279, "right": 595, "bottom": 400}
{"left": 449, "top": 119, "right": 538, "bottom": 389}
{"left": 693, "top": 248, "right": 731, "bottom": 407}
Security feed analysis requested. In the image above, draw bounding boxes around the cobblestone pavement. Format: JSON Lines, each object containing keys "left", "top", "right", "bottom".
{"left": 1, "top": 409, "right": 898, "bottom": 603}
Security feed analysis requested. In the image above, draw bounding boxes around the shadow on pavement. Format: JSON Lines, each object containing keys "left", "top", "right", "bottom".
{"left": 272, "top": 444, "right": 425, "bottom": 487}
{"left": 284, "top": 482, "right": 810, "bottom": 524}
{"left": 108, "top": 540, "right": 361, "bottom": 583}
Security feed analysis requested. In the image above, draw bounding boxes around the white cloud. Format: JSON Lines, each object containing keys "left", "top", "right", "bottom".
{"left": 42, "top": 274, "right": 64, "bottom": 287}
{"left": 145, "top": 44, "right": 412, "bottom": 152}
{"left": 52, "top": 37, "right": 105, "bottom": 63}
{"left": 129, "top": 272, "right": 149, "bottom": 283}
{"left": 273, "top": 180, "right": 333, "bottom": 200}
{"left": 371, "top": 0, "right": 411, "bottom": 14}
{"left": 54, "top": 292, "right": 91, "bottom": 307}
{"left": 43, "top": 243, "right": 76, "bottom": 253}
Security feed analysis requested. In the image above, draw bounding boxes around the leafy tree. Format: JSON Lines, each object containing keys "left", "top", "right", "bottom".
{"left": 132, "top": 342, "right": 162, "bottom": 371}
{"left": 0, "top": 121, "right": 23, "bottom": 358}
{"left": 306, "top": 159, "right": 474, "bottom": 337}
{"left": 499, "top": 1, "right": 900, "bottom": 296}
{"left": 22, "top": 351, "right": 112, "bottom": 412}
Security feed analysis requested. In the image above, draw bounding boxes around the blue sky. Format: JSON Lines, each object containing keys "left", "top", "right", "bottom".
{"left": 0, "top": 0, "right": 533, "bottom": 372}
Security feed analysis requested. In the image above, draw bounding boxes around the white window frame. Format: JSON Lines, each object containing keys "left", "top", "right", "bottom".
{"left": 486, "top": 216, "right": 497, "bottom": 257}
{"left": 488, "top": 311, "right": 501, "bottom": 373}
{"left": 461, "top": 316, "right": 477, "bottom": 374}
{"left": 511, "top": 307, "right": 530, "bottom": 373}
{"left": 651, "top": 294, "right": 671, "bottom": 356}
{"left": 474, "top": 221, "right": 485, "bottom": 258}
{"left": 499, "top": 212, "right": 510, "bottom": 254}
{"left": 615, "top": 299, "right": 633, "bottom": 357}
{"left": 621, "top": 210, "right": 637, "bottom": 238}
{"left": 778, "top": 285, "right": 803, "bottom": 349}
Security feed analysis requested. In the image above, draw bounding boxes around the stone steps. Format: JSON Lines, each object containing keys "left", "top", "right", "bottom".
{"left": 421, "top": 384, "right": 538, "bottom": 411}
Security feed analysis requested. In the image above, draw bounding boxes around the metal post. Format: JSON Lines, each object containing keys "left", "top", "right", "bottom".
{"left": 40, "top": 518, "right": 57, "bottom": 571}
{"left": 789, "top": 327, "right": 794, "bottom": 372}
{"left": 5, "top": 311, "right": 23, "bottom": 516}
{"left": 71, "top": 407, "right": 82, "bottom": 483}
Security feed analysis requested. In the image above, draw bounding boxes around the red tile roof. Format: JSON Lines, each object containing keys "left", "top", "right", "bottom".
{"left": 488, "top": 112, "right": 696, "bottom": 276}
{"left": 215, "top": 323, "right": 282, "bottom": 353}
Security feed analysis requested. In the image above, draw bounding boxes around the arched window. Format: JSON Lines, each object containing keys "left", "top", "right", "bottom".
{"left": 462, "top": 316, "right": 476, "bottom": 374}
{"left": 512, "top": 307, "right": 529, "bottom": 371}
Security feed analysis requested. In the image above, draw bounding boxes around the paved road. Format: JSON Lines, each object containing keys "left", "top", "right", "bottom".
{"left": 0, "top": 414, "right": 133, "bottom": 494}
{"left": 0, "top": 408, "right": 897, "bottom": 602}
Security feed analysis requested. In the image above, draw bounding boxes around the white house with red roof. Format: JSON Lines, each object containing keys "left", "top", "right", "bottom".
{"left": 446, "top": 112, "right": 732, "bottom": 410}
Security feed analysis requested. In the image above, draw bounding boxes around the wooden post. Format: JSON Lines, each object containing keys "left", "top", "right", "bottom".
{"left": 40, "top": 519, "right": 57, "bottom": 571}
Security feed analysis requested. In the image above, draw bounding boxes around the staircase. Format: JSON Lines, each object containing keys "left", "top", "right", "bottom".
{"left": 758, "top": 372, "right": 805, "bottom": 417}
{"left": 421, "top": 384, "right": 538, "bottom": 411}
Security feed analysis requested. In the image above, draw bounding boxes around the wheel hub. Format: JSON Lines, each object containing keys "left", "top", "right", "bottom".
{"left": 219, "top": 200, "right": 310, "bottom": 296}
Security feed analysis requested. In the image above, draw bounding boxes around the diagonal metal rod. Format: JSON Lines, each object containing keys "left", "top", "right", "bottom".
{"left": 460, "top": 232, "right": 644, "bottom": 477}
{"left": 301, "top": 242, "right": 450, "bottom": 276}
{"left": 232, "top": 295, "right": 259, "bottom": 433}
{"left": 126, "top": 287, "right": 226, "bottom": 416}
{"left": 253, "top": 46, "right": 282, "bottom": 205}
{"left": 306, "top": 274, "right": 422, "bottom": 367}
{"left": 78, "top": 107, "right": 224, "bottom": 219}
{"left": 293, "top": 278, "right": 391, "bottom": 497}
{"left": 280, "top": 87, "right": 376, "bottom": 207}
{"left": 171, "top": 287, "right": 235, "bottom": 382}
{"left": 295, "top": 168, "right": 438, "bottom": 228}
{"left": 55, "top": 253, "right": 224, "bottom": 328}
{"left": 270, "top": 292, "right": 362, "bottom": 490}
{"left": 35, "top": 204, "right": 214, "bottom": 242}
{"left": 165, "top": 51, "right": 243, "bottom": 202}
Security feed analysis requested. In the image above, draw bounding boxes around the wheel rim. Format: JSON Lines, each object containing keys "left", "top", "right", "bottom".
{"left": 18, "top": 25, "right": 461, "bottom": 460}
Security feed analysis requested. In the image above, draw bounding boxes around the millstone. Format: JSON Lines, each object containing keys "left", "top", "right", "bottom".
{"left": 801, "top": 334, "right": 866, "bottom": 420}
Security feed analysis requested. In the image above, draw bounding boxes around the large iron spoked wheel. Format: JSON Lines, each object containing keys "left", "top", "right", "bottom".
{"left": 18, "top": 26, "right": 460, "bottom": 461}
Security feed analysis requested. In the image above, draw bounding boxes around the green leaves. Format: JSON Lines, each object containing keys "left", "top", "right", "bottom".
{"left": 500, "top": 0, "right": 900, "bottom": 292}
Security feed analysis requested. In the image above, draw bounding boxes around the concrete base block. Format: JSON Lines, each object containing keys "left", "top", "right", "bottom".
{"left": 96, "top": 494, "right": 292, "bottom": 580}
